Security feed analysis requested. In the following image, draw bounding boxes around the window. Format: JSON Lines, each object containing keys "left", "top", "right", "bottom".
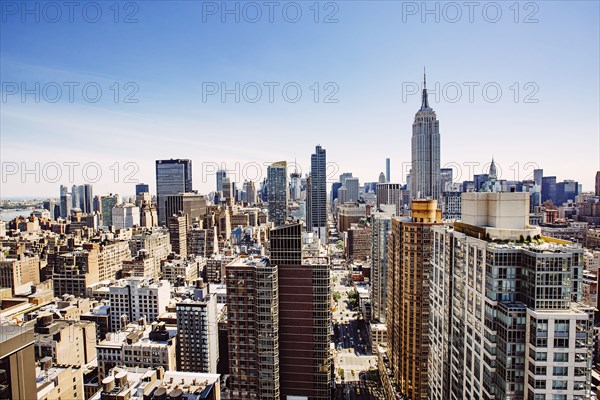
{"left": 553, "top": 366, "right": 568, "bottom": 376}
{"left": 553, "top": 352, "right": 568, "bottom": 362}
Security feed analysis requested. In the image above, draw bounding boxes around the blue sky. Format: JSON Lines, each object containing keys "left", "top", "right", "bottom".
{"left": 1, "top": 0, "right": 599, "bottom": 198}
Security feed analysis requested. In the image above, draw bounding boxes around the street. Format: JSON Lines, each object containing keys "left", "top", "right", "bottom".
{"left": 330, "top": 268, "right": 380, "bottom": 399}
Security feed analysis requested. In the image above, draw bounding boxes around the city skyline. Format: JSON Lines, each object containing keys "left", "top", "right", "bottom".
{"left": 1, "top": 2, "right": 599, "bottom": 198}
{"left": 1, "top": 2, "right": 599, "bottom": 400}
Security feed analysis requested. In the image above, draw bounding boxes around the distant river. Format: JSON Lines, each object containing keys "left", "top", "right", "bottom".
{"left": 0, "top": 208, "right": 35, "bottom": 221}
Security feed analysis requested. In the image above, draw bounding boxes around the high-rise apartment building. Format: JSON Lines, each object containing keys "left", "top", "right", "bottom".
{"left": 429, "top": 192, "right": 594, "bottom": 400}
{"left": 108, "top": 277, "right": 171, "bottom": 332}
{"left": 168, "top": 212, "right": 188, "bottom": 259}
{"left": 129, "top": 228, "right": 171, "bottom": 279}
{"left": 386, "top": 199, "right": 441, "bottom": 400}
{"left": 267, "top": 161, "right": 288, "bottom": 227}
{"left": 226, "top": 256, "right": 280, "bottom": 399}
{"left": 270, "top": 223, "right": 331, "bottom": 399}
{"left": 0, "top": 322, "right": 37, "bottom": 400}
{"left": 176, "top": 281, "right": 219, "bottom": 373}
{"left": 53, "top": 245, "right": 100, "bottom": 297}
{"left": 0, "top": 252, "right": 40, "bottom": 295}
{"left": 155, "top": 159, "right": 193, "bottom": 226}
{"left": 371, "top": 211, "right": 393, "bottom": 323}
{"left": 410, "top": 73, "right": 441, "bottom": 201}
{"left": 307, "top": 145, "right": 327, "bottom": 241}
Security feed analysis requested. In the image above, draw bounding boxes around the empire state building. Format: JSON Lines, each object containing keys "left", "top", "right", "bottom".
{"left": 410, "top": 72, "right": 441, "bottom": 202}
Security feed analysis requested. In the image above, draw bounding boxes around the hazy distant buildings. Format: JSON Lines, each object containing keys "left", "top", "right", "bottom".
{"left": 59, "top": 185, "right": 71, "bottom": 218}
{"left": 345, "top": 177, "right": 360, "bottom": 202}
{"left": 165, "top": 193, "right": 206, "bottom": 227}
{"left": 135, "top": 183, "right": 149, "bottom": 195}
{"left": 112, "top": 203, "right": 140, "bottom": 229}
{"left": 267, "top": 161, "right": 288, "bottom": 227}
{"left": 376, "top": 183, "right": 401, "bottom": 215}
{"left": 411, "top": 74, "right": 441, "bottom": 202}
{"left": 440, "top": 168, "right": 452, "bottom": 193}
{"left": 243, "top": 180, "right": 257, "bottom": 204}
{"left": 386, "top": 158, "right": 391, "bottom": 182}
{"left": 216, "top": 169, "right": 227, "bottom": 192}
{"left": 100, "top": 194, "right": 120, "bottom": 226}
{"left": 155, "top": 159, "right": 193, "bottom": 226}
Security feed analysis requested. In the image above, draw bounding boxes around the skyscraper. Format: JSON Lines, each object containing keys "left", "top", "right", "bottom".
{"left": 165, "top": 193, "right": 207, "bottom": 227}
{"left": 440, "top": 167, "right": 453, "bottom": 194}
{"left": 596, "top": 171, "right": 600, "bottom": 197}
{"left": 386, "top": 158, "right": 391, "bottom": 182}
{"left": 376, "top": 183, "right": 401, "bottom": 215}
{"left": 411, "top": 72, "right": 441, "bottom": 201}
{"left": 226, "top": 256, "right": 280, "bottom": 399}
{"left": 371, "top": 211, "right": 393, "bottom": 323}
{"left": 222, "top": 176, "right": 234, "bottom": 207}
{"left": 243, "top": 180, "right": 257, "bottom": 204}
{"left": 267, "top": 161, "right": 288, "bottom": 227}
{"left": 270, "top": 223, "right": 331, "bottom": 399}
{"left": 307, "top": 145, "right": 327, "bottom": 240}
{"left": 155, "top": 159, "right": 193, "bottom": 226}
{"left": 81, "top": 184, "right": 94, "bottom": 213}
{"left": 386, "top": 199, "right": 441, "bottom": 400}
{"left": 542, "top": 176, "right": 557, "bottom": 204}
{"left": 216, "top": 169, "right": 226, "bottom": 192}
{"left": 339, "top": 172, "right": 353, "bottom": 186}
{"left": 71, "top": 184, "right": 80, "bottom": 210}
{"left": 429, "top": 192, "right": 593, "bottom": 400}
{"left": 100, "top": 194, "right": 120, "bottom": 226}
{"left": 59, "top": 185, "right": 71, "bottom": 218}
{"left": 345, "top": 177, "right": 360, "bottom": 202}
{"left": 135, "top": 183, "right": 149, "bottom": 195}
{"left": 290, "top": 166, "right": 302, "bottom": 202}
{"left": 176, "top": 281, "right": 219, "bottom": 373}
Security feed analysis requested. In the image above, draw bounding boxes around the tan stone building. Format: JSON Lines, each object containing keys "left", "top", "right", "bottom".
{"left": 386, "top": 199, "right": 441, "bottom": 400}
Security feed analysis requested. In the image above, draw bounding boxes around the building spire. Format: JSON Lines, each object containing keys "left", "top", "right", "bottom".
{"left": 421, "top": 66, "right": 430, "bottom": 111}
